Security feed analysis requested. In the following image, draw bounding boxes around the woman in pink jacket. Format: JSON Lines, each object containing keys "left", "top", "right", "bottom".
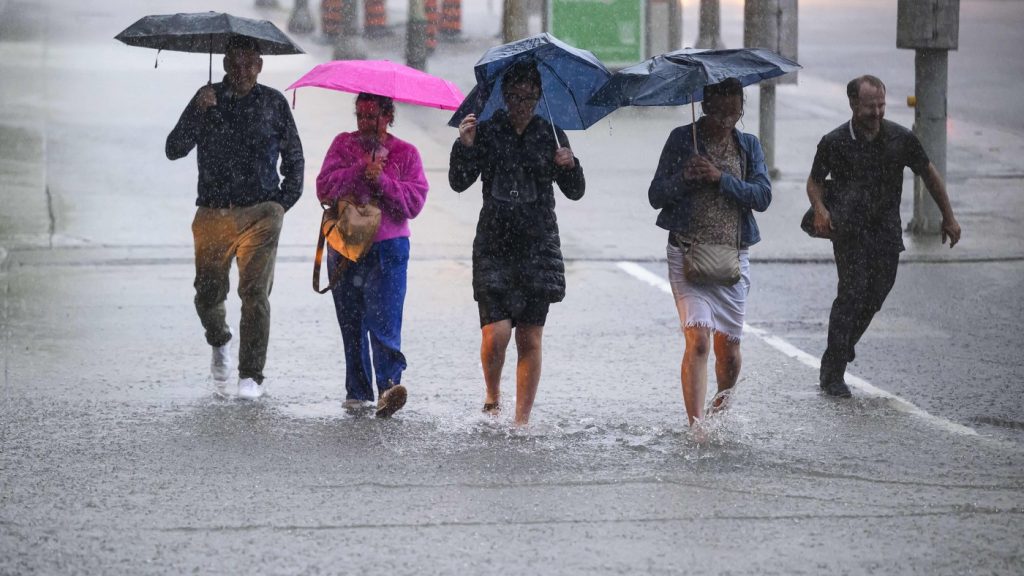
{"left": 316, "top": 93, "right": 429, "bottom": 418}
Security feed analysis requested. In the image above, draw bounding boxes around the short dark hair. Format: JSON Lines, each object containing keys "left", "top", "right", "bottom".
{"left": 225, "top": 35, "right": 261, "bottom": 55}
{"left": 701, "top": 77, "right": 744, "bottom": 114}
{"left": 356, "top": 92, "right": 396, "bottom": 126}
{"left": 501, "top": 60, "right": 542, "bottom": 95}
{"left": 847, "top": 75, "right": 886, "bottom": 102}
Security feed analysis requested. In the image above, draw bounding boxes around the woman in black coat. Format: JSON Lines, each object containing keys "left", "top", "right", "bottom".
{"left": 449, "top": 61, "right": 585, "bottom": 426}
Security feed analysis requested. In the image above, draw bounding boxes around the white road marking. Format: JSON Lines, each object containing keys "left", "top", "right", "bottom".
{"left": 616, "top": 261, "right": 979, "bottom": 437}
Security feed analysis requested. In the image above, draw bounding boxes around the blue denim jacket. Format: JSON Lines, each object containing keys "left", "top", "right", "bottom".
{"left": 648, "top": 120, "right": 771, "bottom": 246}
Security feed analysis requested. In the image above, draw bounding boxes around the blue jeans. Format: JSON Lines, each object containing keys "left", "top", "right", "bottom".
{"left": 328, "top": 237, "right": 410, "bottom": 401}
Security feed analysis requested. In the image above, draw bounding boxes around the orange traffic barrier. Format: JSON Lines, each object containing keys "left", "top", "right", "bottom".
{"left": 441, "top": 0, "right": 462, "bottom": 37}
{"left": 364, "top": 0, "right": 387, "bottom": 37}
{"left": 426, "top": 0, "right": 438, "bottom": 52}
{"left": 321, "top": 0, "right": 342, "bottom": 37}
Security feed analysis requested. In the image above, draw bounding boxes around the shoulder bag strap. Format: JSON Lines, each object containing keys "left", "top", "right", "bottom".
{"left": 312, "top": 209, "right": 345, "bottom": 294}
{"left": 735, "top": 137, "right": 747, "bottom": 250}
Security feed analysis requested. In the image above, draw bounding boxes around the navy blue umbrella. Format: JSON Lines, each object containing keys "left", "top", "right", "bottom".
{"left": 587, "top": 47, "right": 801, "bottom": 108}
{"left": 588, "top": 47, "right": 800, "bottom": 149}
{"left": 448, "top": 33, "right": 616, "bottom": 136}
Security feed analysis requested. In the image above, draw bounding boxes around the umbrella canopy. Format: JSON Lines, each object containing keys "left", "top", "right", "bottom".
{"left": 447, "top": 33, "right": 616, "bottom": 131}
{"left": 587, "top": 48, "right": 801, "bottom": 107}
{"left": 287, "top": 60, "right": 465, "bottom": 111}
{"left": 115, "top": 11, "right": 304, "bottom": 82}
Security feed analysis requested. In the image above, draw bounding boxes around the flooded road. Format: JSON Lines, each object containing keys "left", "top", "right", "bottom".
{"left": 3, "top": 257, "right": 1022, "bottom": 574}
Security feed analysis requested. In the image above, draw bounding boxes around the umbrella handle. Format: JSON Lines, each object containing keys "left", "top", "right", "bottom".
{"left": 541, "top": 90, "right": 561, "bottom": 147}
{"left": 208, "top": 34, "right": 213, "bottom": 85}
{"left": 691, "top": 101, "right": 698, "bottom": 152}
{"left": 154, "top": 49, "right": 161, "bottom": 69}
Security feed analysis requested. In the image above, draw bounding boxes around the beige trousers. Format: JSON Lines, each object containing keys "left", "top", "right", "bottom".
{"left": 191, "top": 202, "right": 284, "bottom": 383}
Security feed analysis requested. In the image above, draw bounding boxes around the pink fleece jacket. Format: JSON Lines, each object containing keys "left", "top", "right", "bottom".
{"left": 316, "top": 131, "right": 429, "bottom": 242}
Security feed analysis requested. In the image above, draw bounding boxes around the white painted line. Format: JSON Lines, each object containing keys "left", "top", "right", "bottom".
{"left": 616, "top": 261, "right": 979, "bottom": 437}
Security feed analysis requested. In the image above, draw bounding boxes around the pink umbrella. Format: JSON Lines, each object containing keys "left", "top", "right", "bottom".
{"left": 287, "top": 59, "right": 465, "bottom": 110}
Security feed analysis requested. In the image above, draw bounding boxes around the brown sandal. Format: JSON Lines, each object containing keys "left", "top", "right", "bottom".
{"left": 482, "top": 402, "right": 500, "bottom": 414}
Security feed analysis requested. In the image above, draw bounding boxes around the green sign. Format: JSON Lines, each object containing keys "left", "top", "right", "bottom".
{"left": 550, "top": 0, "right": 645, "bottom": 67}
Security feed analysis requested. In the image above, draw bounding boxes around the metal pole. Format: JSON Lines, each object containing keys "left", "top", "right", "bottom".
{"left": 288, "top": 0, "right": 315, "bottom": 34}
{"left": 406, "top": 0, "right": 429, "bottom": 70}
{"left": 909, "top": 48, "right": 948, "bottom": 234}
{"left": 759, "top": 83, "right": 777, "bottom": 178}
{"left": 695, "top": 0, "right": 724, "bottom": 49}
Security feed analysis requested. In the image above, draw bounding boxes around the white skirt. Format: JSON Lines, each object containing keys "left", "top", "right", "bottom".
{"left": 666, "top": 242, "right": 751, "bottom": 342}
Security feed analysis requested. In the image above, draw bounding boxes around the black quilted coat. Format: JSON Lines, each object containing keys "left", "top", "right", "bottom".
{"left": 449, "top": 110, "right": 585, "bottom": 303}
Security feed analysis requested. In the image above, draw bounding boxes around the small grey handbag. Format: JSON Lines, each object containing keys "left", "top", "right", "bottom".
{"left": 681, "top": 210, "right": 742, "bottom": 286}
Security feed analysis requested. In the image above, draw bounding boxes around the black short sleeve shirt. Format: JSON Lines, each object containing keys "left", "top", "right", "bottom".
{"left": 810, "top": 119, "right": 930, "bottom": 251}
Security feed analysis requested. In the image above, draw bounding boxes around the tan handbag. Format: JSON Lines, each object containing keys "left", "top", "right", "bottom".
{"left": 313, "top": 198, "right": 382, "bottom": 294}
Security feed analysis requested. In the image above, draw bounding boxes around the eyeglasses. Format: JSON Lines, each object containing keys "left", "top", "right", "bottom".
{"left": 505, "top": 92, "right": 540, "bottom": 105}
{"left": 708, "top": 108, "right": 744, "bottom": 121}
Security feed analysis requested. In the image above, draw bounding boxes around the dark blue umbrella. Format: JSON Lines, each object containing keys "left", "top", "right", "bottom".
{"left": 447, "top": 33, "right": 616, "bottom": 135}
{"left": 115, "top": 12, "right": 305, "bottom": 83}
{"left": 588, "top": 47, "right": 801, "bottom": 107}
{"left": 588, "top": 47, "right": 800, "bottom": 149}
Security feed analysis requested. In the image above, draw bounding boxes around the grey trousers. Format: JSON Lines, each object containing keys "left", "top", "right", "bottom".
{"left": 192, "top": 202, "right": 284, "bottom": 383}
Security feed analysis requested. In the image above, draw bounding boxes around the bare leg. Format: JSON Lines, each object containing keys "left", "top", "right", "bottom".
{"left": 513, "top": 324, "right": 544, "bottom": 426}
{"left": 681, "top": 326, "right": 712, "bottom": 425}
{"left": 711, "top": 333, "right": 742, "bottom": 414}
{"left": 480, "top": 320, "right": 512, "bottom": 407}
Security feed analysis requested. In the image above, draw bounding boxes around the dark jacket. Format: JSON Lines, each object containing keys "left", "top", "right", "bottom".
{"left": 449, "top": 110, "right": 585, "bottom": 302}
{"left": 166, "top": 81, "right": 304, "bottom": 210}
{"left": 648, "top": 120, "right": 771, "bottom": 246}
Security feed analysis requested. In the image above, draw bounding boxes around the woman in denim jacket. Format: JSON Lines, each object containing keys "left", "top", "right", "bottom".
{"left": 648, "top": 78, "right": 772, "bottom": 429}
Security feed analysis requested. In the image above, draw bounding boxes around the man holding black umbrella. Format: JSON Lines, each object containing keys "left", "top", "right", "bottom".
{"left": 166, "top": 36, "right": 305, "bottom": 399}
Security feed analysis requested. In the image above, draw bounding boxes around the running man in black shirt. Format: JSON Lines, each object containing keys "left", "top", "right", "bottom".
{"left": 807, "top": 75, "right": 961, "bottom": 398}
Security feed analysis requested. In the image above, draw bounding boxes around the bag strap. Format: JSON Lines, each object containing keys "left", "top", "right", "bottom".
{"left": 734, "top": 138, "right": 747, "bottom": 250}
{"left": 312, "top": 209, "right": 344, "bottom": 294}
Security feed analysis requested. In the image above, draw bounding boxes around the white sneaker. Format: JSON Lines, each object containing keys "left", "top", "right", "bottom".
{"left": 342, "top": 399, "right": 375, "bottom": 412}
{"left": 211, "top": 342, "right": 232, "bottom": 382}
{"left": 237, "top": 377, "right": 264, "bottom": 400}
{"left": 211, "top": 379, "right": 229, "bottom": 398}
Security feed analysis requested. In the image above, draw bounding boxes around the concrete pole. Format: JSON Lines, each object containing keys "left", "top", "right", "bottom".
{"left": 503, "top": 0, "right": 529, "bottom": 43}
{"left": 288, "top": 0, "right": 315, "bottom": 34}
{"left": 407, "top": 0, "right": 429, "bottom": 70}
{"left": 759, "top": 83, "right": 778, "bottom": 178}
{"left": 696, "top": 0, "right": 724, "bottom": 49}
{"left": 668, "top": 0, "right": 683, "bottom": 51}
{"left": 909, "top": 49, "right": 948, "bottom": 234}
{"left": 333, "top": 0, "right": 366, "bottom": 59}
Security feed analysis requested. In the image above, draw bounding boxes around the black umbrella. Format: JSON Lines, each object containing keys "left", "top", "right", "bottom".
{"left": 115, "top": 11, "right": 305, "bottom": 83}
